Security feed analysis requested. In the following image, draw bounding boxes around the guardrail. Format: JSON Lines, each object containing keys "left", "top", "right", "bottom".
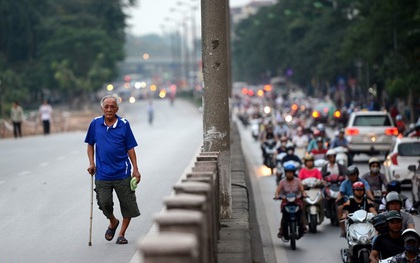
{"left": 139, "top": 151, "right": 221, "bottom": 263}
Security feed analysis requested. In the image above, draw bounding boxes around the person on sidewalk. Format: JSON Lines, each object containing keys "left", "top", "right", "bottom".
{"left": 11, "top": 101, "right": 24, "bottom": 138}
{"left": 38, "top": 99, "right": 53, "bottom": 135}
{"left": 85, "top": 94, "right": 141, "bottom": 245}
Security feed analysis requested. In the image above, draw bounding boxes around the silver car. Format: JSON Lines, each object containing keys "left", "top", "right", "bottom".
{"left": 383, "top": 137, "right": 420, "bottom": 183}
{"left": 345, "top": 111, "right": 398, "bottom": 156}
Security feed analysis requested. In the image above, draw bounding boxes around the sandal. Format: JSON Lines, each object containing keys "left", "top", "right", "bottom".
{"left": 116, "top": 236, "right": 128, "bottom": 245}
{"left": 105, "top": 220, "right": 120, "bottom": 241}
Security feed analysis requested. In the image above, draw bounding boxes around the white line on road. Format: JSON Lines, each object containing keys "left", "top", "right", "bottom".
{"left": 18, "top": 171, "right": 31, "bottom": 176}
{"left": 39, "top": 162, "right": 49, "bottom": 167}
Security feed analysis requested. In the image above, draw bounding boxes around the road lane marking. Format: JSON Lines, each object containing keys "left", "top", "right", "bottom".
{"left": 39, "top": 162, "right": 49, "bottom": 167}
{"left": 18, "top": 171, "right": 31, "bottom": 176}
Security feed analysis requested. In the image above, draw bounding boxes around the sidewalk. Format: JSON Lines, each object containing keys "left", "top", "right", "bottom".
{"left": 217, "top": 122, "right": 263, "bottom": 263}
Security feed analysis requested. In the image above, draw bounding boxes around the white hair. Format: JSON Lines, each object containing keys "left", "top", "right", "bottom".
{"left": 100, "top": 94, "right": 119, "bottom": 108}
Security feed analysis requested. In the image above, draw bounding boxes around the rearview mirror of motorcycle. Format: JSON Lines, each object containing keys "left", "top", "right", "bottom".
{"left": 408, "top": 165, "right": 417, "bottom": 172}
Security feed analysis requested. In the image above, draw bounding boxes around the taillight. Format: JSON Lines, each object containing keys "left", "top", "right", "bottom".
{"left": 391, "top": 153, "right": 398, "bottom": 165}
{"left": 333, "top": 110, "right": 341, "bottom": 118}
{"left": 312, "top": 111, "right": 320, "bottom": 118}
{"left": 385, "top": 127, "right": 399, "bottom": 136}
{"left": 345, "top": 127, "right": 359, "bottom": 136}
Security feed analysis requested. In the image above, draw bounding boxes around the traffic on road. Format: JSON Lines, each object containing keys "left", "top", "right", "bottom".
{"left": 234, "top": 84, "right": 420, "bottom": 263}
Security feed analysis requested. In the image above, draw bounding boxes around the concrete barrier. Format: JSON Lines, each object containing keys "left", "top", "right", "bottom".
{"left": 154, "top": 210, "right": 206, "bottom": 263}
{"left": 139, "top": 232, "right": 199, "bottom": 263}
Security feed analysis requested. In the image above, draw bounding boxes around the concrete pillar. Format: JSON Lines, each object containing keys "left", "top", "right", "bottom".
{"left": 139, "top": 232, "right": 198, "bottom": 263}
{"left": 154, "top": 210, "right": 206, "bottom": 263}
{"left": 201, "top": 0, "right": 232, "bottom": 219}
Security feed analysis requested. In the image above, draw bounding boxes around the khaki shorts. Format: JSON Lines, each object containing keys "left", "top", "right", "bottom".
{"left": 95, "top": 177, "right": 140, "bottom": 219}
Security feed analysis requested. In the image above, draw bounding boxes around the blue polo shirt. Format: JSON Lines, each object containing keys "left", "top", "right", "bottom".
{"left": 84, "top": 115, "right": 138, "bottom": 181}
{"left": 339, "top": 178, "right": 371, "bottom": 197}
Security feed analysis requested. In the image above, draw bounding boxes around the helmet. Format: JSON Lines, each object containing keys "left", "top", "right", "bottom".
{"left": 326, "top": 149, "right": 337, "bottom": 156}
{"left": 284, "top": 164, "right": 297, "bottom": 173}
{"left": 402, "top": 229, "right": 420, "bottom": 243}
{"left": 286, "top": 142, "right": 295, "bottom": 150}
{"left": 303, "top": 154, "right": 314, "bottom": 162}
{"left": 386, "top": 191, "right": 403, "bottom": 206}
{"left": 386, "top": 211, "right": 402, "bottom": 221}
{"left": 339, "top": 128, "right": 345, "bottom": 134}
{"left": 387, "top": 180, "right": 402, "bottom": 193}
{"left": 317, "top": 123, "right": 325, "bottom": 132}
{"left": 347, "top": 165, "right": 359, "bottom": 176}
{"left": 352, "top": 181, "right": 365, "bottom": 190}
{"left": 396, "top": 115, "right": 402, "bottom": 121}
{"left": 316, "top": 137, "right": 323, "bottom": 143}
{"left": 371, "top": 214, "right": 387, "bottom": 227}
{"left": 368, "top": 158, "right": 381, "bottom": 167}
{"left": 313, "top": 130, "right": 321, "bottom": 136}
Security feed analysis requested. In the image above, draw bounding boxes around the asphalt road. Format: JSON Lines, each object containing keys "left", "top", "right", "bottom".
{"left": 0, "top": 98, "right": 203, "bottom": 263}
{"left": 236, "top": 118, "right": 420, "bottom": 263}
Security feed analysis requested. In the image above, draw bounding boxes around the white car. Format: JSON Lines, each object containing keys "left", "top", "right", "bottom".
{"left": 383, "top": 137, "right": 420, "bottom": 183}
{"left": 345, "top": 111, "right": 398, "bottom": 156}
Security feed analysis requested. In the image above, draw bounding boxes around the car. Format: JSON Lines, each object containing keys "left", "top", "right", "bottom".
{"left": 383, "top": 137, "right": 420, "bottom": 184}
{"left": 311, "top": 101, "right": 336, "bottom": 124}
{"left": 345, "top": 111, "right": 398, "bottom": 156}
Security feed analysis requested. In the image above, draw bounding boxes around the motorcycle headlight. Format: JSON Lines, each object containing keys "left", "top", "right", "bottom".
{"left": 287, "top": 196, "right": 296, "bottom": 202}
{"left": 360, "top": 235, "right": 369, "bottom": 244}
{"left": 330, "top": 191, "right": 339, "bottom": 199}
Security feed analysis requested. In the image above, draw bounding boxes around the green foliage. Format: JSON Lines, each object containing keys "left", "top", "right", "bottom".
{"left": 232, "top": 0, "right": 420, "bottom": 102}
{"left": 0, "top": 0, "right": 136, "bottom": 114}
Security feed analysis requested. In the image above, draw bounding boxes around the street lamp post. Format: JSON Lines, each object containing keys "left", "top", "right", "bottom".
{"left": 165, "top": 17, "right": 184, "bottom": 87}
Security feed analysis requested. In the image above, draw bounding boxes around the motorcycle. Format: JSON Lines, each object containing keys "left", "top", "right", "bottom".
{"left": 250, "top": 118, "right": 261, "bottom": 141}
{"left": 334, "top": 146, "right": 349, "bottom": 169}
{"left": 262, "top": 138, "right": 277, "bottom": 175}
{"left": 340, "top": 210, "right": 376, "bottom": 263}
{"left": 302, "top": 178, "right": 325, "bottom": 233}
{"left": 275, "top": 193, "right": 304, "bottom": 250}
{"left": 314, "top": 159, "right": 327, "bottom": 171}
{"left": 324, "top": 173, "right": 345, "bottom": 226}
{"left": 409, "top": 160, "right": 420, "bottom": 209}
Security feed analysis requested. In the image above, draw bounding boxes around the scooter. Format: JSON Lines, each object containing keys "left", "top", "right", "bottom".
{"left": 302, "top": 178, "right": 324, "bottom": 233}
{"left": 275, "top": 193, "right": 304, "bottom": 250}
{"left": 340, "top": 210, "right": 375, "bottom": 263}
{"left": 262, "top": 138, "right": 277, "bottom": 175}
{"left": 250, "top": 118, "right": 261, "bottom": 141}
{"left": 324, "top": 173, "right": 345, "bottom": 226}
{"left": 314, "top": 159, "right": 327, "bottom": 171}
{"left": 409, "top": 160, "right": 420, "bottom": 208}
{"left": 334, "top": 146, "right": 349, "bottom": 168}
{"left": 275, "top": 152, "right": 287, "bottom": 185}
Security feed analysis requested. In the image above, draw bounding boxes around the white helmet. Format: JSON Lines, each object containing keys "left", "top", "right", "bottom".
{"left": 326, "top": 149, "right": 337, "bottom": 156}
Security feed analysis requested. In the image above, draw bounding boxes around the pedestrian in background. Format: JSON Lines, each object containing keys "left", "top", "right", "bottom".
{"left": 39, "top": 99, "right": 53, "bottom": 135}
{"left": 85, "top": 94, "right": 141, "bottom": 245}
{"left": 11, "top": 101, "right": 24, "bottom": 138}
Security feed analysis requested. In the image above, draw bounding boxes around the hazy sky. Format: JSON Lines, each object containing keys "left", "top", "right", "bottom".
{"left": 125, "top": 0, "right": 251, "bottom": 36}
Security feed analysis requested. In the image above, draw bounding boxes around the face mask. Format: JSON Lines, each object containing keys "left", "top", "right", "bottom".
{"left": 281, "top": 142, "right": 286, "bottom": 146}
{"left": 371, "top": 167, "right": 380, "bottom": 174}
{"left": 287, "top": 150, "right": 293, "bottom": 155}
{"left": 404, "top": 244, "right": 418, "bottom": 253}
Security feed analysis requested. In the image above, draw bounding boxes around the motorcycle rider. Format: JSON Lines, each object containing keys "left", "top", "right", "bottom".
{"left": 361, "top": 158, "right": 388, "bottom": 194}
{"left": 307, "top": 128, "right": 326, "bottom": 153}
{"left": 382, "top": 191, "right": 415, "bottom": 230}
{"left": 389, "top": 229, "right": 420, "bottom": 263}
{"left": 341, "top": 182, "right": 376, "bottom": 237}
{"left": 292, "top": 126, "right": 308, "bottom": 156}
{"left": 330, "top": 128, "right": 353, "bottom": 166}
{"left": 274, "top": 164, "right": 308, "bottom": 240}
{"left": 311, "top": 137, "right": 328, "bottom": 161}
{"left": 260, "top": 122, "right": 278, "bottom": 165}
{"left": 379, "top": 180, "right": 415, "bottom": 213}
{"left": 320, "top": 149, "right": 346, "bottom": 178}
{"left": 369, "top": 211, "right": 405, "bottom": 263}
{"left": 298, "top": 154, "right": 322, "bottom": 180}
{"left": 281, "top": 143, "right": 303, "bottom": 168}
{"left": 342, "top": 182, "right": 376, "bottom": 217}
{"left": 372, "top": 213, "right": 388, "bottom": 236}
{"left": 336, "top": 165, "right": 374, "bottom": 237}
